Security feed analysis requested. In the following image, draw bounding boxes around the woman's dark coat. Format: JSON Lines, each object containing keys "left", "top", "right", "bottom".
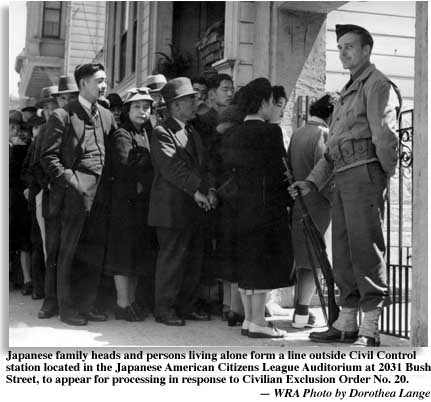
{"left": 218, "top": 120, "right": 295, "bottom": 289}
{"left": 104, "top": 119, "right": 157, "bottom": 276}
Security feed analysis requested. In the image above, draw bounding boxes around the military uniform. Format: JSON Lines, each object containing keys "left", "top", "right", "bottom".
{"left": 307, "top": 59, "right": 400, "bottom": 343}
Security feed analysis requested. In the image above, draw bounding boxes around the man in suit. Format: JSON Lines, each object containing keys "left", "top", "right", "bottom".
{"left": 40, "top": 63, "right": 116, "bottom": 326}
{"left": 149, "top": 77, "right": 217, "bottom": 326}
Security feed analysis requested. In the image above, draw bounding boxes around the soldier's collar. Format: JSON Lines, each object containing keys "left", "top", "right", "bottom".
{"left": 341, "top": 63, "right": 376, "bottom": 95}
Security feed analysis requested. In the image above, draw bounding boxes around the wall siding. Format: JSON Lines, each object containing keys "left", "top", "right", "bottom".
{"left": 67, "top": 1, "right": 106, "bottom": 74}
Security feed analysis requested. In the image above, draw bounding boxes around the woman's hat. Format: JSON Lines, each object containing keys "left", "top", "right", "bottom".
{"left": 123, "top": 87, "right": 154, "bottom": 104}
{"left": 36, "top": 86, "right": 58, "bottom": 108}
{"left": 54, "top": 75, "right": 79, "bottom": 96}
{"left": 144, "top": 74, "right": 167, "bottom": 92}
{"left": 161, "top": 77, "right": 197, "bottom": 103}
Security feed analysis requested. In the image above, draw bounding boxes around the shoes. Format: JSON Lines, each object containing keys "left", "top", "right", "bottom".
{"left": 21, "top": 282, "right": 32, "bottom": 296}
{"left": 82, "top": 310, "right": 108, "bottom": 322}
{"left": 241, "top": 320, "right": 250, "bottom": 336}
{"left": 131, "top": 302, "right": 149, "bottom": 320}
{"left": 60, "top": 311, "right": 88, "bottom": 326}
{"left": 292, "top": 311, "right": 320, "bottom": 329}
{"left": 32, "top": 290, "right": 44, "bottom": 300}
{"left": 114, "top": 305, "right": 144, "bottom": 322}
{"left": 227, "top": 311, "right": 244, "bottom": 327}
{"left": 309, "top": 326, "right": 358, "bottom": 343}
{"left": 38, "top": 301, "right": 58, "bottom": 319}
{"left": 180, "top": 311, "right": 211, "bottom": 321}
{"left": 248, "top": 323, "right": 287, "bottom": 339}
{"left": 155, "top": 312, "right": 185, "bottom": 326}
{"left": 353, "top": 335, "right": 381, "bottom": 347}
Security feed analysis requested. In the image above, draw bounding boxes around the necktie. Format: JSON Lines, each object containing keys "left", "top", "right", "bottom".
{"left": 90, "top": 103, "right": 98, "bottom": 121}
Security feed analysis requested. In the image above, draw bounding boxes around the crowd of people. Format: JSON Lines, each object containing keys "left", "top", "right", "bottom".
{"left": 9, "top": 24, "right": 400, "bottom": 346}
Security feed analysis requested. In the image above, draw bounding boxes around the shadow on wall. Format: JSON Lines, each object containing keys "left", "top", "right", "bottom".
{"left": 276, "top": 9, "right": 327, "bottom": 137}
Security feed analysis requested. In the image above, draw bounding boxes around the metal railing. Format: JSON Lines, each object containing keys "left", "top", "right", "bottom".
{"left": 380, "top": 109, "right": 413, "bottom": 339}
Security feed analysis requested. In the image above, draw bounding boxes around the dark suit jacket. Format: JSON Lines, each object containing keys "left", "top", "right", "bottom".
{"left": 148, "top": 116, "right": 214, "bottom": 228}
{"left": 40, "top": 99, "right": 116, "bottom": 217}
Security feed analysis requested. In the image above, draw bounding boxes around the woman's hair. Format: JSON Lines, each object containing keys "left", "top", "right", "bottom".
{"left": 272, "top": 85, "right": 287, "bottom": 104}
{"left": 237, "top": 78, "right": 272, "bottom": 115}
{"left": 309, "top": 93, "right": 338, "bottom": 120}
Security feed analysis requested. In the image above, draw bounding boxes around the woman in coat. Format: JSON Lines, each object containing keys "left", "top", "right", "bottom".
{"left": 220, "top": 78, "right": 295, "bottom": 338}
{"left": 104, "top": 87, "right": 158, "bottom": 321}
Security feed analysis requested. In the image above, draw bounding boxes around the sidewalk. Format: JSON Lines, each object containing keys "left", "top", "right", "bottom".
{"left": 9, "top": 290, "right": 409, "bottom": 348}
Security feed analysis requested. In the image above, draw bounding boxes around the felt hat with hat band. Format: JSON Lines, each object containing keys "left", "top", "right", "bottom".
{"left": 144, "top": 74, "right": 167, "bottom": 92}
{"left": 54, "top": 75, "right": 79, "bottom": 96}
{"left": 123, "top": 87, "right": 154, "bottom": 104}
{"left": 21, "top": 106, "right": 37, "bottom": 114}
{"left": 161, "top": 77, "right": 197, "bottom": 103}
{"left": 335, "top": 24, "right": 373, "bottom": 48}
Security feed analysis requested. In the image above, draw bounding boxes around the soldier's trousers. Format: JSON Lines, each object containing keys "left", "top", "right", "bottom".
{"left": 331, "top": 162, "right": 389, "bottom": 312}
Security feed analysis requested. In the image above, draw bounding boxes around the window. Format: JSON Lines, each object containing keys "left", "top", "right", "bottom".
{"left": 110, "top": 3, "right": 117, "bottom": 88}
{"left": 42, "top": 2, "right": 62, "bottom": 38}
{"left": 119, "top": 2, "right": 129, "bottom": 81}
{"left": 131, "top": 2, "right": 138, "bottom": 73}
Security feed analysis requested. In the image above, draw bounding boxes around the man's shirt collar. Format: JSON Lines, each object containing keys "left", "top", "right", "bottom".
{"left": 78, "top": 94, "right": 94, "bottom": 112}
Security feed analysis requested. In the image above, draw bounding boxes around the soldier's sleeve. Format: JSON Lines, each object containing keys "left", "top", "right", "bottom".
{"left": 306, "top": 150, "right": 333, "bottom": 191}
{"left": 150, "top": 126, "right": 204, "bottom": 197}
{"left": 367, "top": 79, "right": 398, "bottom": 177}
{"left": 40, "top": 109, "right": 75, "bottom": 188}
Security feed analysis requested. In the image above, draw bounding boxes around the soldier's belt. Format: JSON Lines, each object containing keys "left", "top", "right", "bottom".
{"left": 328, "top": 138, "right": 379, "bottom": 172}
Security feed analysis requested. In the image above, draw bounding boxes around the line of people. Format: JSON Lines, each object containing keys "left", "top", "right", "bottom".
{"left": 10, "top": 23, "right": 400, "bottom": 345}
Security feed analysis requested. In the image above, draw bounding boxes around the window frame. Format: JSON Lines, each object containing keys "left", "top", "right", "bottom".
{"left": 42, "top": 1, "right": 62, "bottom": 39}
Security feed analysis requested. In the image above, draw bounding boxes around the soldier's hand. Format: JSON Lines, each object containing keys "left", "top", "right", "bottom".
{"left": 288, "top": 181, "right": 314, "bottom": 199}
{"left": 207, "top": 189, "right": 218, "bottom": 209}
{"left": 23, "top": 188, "right": 29, "bottom": 201}
{"left": 194, "top": 191, "right": 211, "bottom": 211}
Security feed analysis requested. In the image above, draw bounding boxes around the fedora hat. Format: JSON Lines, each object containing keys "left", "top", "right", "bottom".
{"left": 144, "top": 74, "right": 167, "bottom": 92}
{"left": 161, "top": 77, "right": 197, "bottom": 103}
{"left": 54, "top": 75, "right": 79, "bottom": 96}
{"left": 123, "top": 87, "right": 154, "bottom": 104}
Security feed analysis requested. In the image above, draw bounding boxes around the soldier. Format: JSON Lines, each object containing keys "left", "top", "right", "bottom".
{"left": 289, "top": 24, "right": 400, "bottom": 346}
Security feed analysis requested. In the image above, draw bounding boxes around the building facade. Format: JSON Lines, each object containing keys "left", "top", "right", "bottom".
{"left": 15, "top": 1, "right": 106, "bottom": 107}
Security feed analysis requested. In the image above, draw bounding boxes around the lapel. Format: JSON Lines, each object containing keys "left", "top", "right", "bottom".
{"left": 164, "top": 117, "right": 201, "bottom": 164}
{"left": 98, "top": 105, "right": 111, "bottom": 135}
{"left": 65, "top": 100, "right": 87, "bottom": 145}
{"left": 340, "top": 63, "right": 376, "bottom": 99}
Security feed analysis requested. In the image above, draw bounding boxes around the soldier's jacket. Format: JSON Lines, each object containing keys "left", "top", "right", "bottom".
{"left": 308, "top": 63, "right": 399, "bottom": 189}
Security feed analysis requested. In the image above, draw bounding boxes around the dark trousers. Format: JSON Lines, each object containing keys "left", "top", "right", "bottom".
{"left": 30, "top": 206, "right": 45, "bottom": 295}
{"left": 332, "top": 162, "right": 389, "bottom": 312}
{"left": 57, "top": 190, "right": 107, "bottom": 315}
{"left": 154, "top": 225, "right": 204, "bottom": 316}
{"left": 43, "top": 215, "right": 61, "bottom": 306}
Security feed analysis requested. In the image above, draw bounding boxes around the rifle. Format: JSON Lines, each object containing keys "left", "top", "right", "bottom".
{"left": 282, "top": 158, "right": 339, "bottom": 327}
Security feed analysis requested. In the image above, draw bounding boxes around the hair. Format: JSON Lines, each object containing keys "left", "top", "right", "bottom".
{"left": 207, "top": 73, "right": 233, "bottom": 90}
{"left": 106, "top": 93, "right": 123, "bottom": 109}
{"left": 74, "top": 63, "right": 105, "bottom": 88}
{"left": 237, "top": 77, "right": 272, "bottom": 115}
{"left": 309, "top": 93, "right": 338, "bottom": 120}
{"left": 191, "top": 76, "right": 208, "bottom": 87}
{"left": 272, "top": 85, "right": 287, "bottom": 104}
